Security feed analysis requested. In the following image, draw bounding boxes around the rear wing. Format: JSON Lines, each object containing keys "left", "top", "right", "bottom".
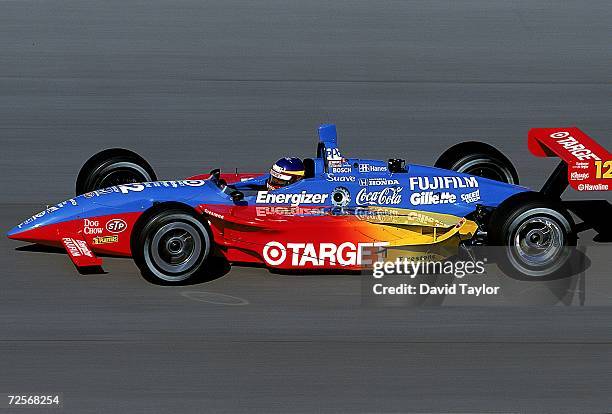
{"left": 528, "top": 127, "right": 611, "bottom": 191}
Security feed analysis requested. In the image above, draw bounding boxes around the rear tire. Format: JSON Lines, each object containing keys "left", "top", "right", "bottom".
{"left": 76, "top": 148, "right": 156, "bottom": 195}
{"left": 132, "top": 209, "right": 211, "bottom": 285}
{"left": 435, "top": 142, "right": 519, "bottom": 184}
{"left": 488, "top": 193, "right": 576, "bottom": 279}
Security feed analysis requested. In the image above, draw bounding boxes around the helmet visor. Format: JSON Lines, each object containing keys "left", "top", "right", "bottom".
{"left": 267, "top": 168, "right": 304, "bottom": 189}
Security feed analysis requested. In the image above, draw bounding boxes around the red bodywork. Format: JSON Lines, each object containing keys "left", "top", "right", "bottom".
{"left": 10, "top": 202, "right": 389, "bottom": 271}
{"left": 185, "top": 172, "right": 389, "bottom": 270}
{"left": 194, "top": 204, "right": 390, "bottom": 270}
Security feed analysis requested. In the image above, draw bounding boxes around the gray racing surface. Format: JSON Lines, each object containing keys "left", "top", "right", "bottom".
{"left": 1, "top": 1, "right": 612, "bottom": 412}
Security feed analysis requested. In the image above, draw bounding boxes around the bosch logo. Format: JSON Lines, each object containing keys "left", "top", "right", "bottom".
{"left": 106, "top": 218, "right": 128, "bottom": 233}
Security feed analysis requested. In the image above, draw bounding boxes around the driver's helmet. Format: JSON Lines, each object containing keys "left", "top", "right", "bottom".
{"left": 267, "top": 157, "right": 305, "bottom": 190}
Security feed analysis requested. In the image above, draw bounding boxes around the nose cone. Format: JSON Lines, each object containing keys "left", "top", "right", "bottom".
{"left": 6, "top": 221, "right": 50, "bottom": 243}
{"left": 7, "top": 211, "right": 47, "bottom": 241}
{"left": 7, "top": 197, "right": 82, "bottom": 243}
{"left": 7, "top": 218, "right": 58, "bottom": 243}
{"left": 7, "top": 224, "right": 24, "bottom": 239}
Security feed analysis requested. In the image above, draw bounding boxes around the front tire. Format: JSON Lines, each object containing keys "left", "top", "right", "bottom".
{"left": 133, "top": 209, "right": 211, "bottom": 285}
{"left": 76, "top": 148, "right": 156, "bottom": 195}
{"left": 488, "top": 193, "right": 576, "bottom": 278}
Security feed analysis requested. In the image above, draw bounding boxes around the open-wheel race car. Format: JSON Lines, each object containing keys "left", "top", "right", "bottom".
{"left": 8, "top": 124, "right": 611, "bottom": 284}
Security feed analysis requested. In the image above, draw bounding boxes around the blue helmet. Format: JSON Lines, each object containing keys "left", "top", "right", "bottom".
{"left": 267, "top": 157, "right": 305, "bottom": 190}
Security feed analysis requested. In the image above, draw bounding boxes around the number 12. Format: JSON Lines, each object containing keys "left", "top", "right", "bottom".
{"left": 595, "top": 160, "right": 612, "bottom": 179}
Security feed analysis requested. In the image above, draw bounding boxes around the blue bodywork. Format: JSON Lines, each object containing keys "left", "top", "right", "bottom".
{"left": 8, "top": 124, "right": 528, "bottom": 237}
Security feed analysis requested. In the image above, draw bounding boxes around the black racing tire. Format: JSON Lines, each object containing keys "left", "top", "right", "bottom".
{"left": 434, "top": 141, "right": 519, "bottom": 184}
{"left": 76, "top": 148, "right": 156, "bottom": 195}
{"left": 488, "top": 192, "right": 577, "bottom": 279}
{"left": 132, "top": 209, "right": 211, "bottom": 285}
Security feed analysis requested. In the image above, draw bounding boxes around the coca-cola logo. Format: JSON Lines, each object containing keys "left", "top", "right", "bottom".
{"left": 356, "top": 187, "right": 403, "bottom": 206}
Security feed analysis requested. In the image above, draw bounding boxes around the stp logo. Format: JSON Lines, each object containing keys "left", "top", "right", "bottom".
{"left": 106, "top": 218, "right": 128, "bottom": 233}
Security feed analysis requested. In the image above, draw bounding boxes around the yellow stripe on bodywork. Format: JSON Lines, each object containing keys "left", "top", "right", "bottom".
{"left": 356, "top": 207, "right": 478, "bottom": 247}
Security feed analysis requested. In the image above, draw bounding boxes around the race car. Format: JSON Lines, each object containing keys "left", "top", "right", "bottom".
{"left": 7, "top": 124, "right": 611, "bottom": 284}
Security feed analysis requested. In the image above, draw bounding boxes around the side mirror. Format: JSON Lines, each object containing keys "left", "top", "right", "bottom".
{"left": 230, "top": 190, "right": 244, "bottom": 204}
{"left": 209, "top": 169, "right": 221, "bottom": 180}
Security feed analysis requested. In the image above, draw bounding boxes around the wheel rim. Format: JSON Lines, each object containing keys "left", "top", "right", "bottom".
{"left": 506, "top": 208, "right": 570, "bottom": 277}
{"left": 513, "top": 217, "right": 564, "bottom": 267}
{"left": 95, "top": 162, "right": 152, "bottom": 189}
{"left": 455, "top": 158, "right": 514, "bottom": 183}
{"left": 147, "top": 221, "right": 204, "bottom": 279}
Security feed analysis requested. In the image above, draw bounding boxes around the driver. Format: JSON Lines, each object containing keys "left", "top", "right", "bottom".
{"left": 267, "top": 157, "right": 305, "bottom": 190}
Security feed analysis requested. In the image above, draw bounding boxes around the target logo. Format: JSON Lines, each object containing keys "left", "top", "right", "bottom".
{"left": 550, "top": 131, "right": 601, "bottom": 161}
{"left": 262, "top": 241, "right": 287, "bottom": 266}
{"left": 262, "top": 240, "right": 388, "bottom": 267}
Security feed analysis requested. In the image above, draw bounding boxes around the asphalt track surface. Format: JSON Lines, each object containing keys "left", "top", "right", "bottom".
{"left": 1, "top": 1, "right": 612, "bottom": 412}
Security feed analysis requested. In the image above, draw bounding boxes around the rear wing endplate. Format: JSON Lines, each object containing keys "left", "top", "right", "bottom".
{"left": 528, "top": 127, "right": 611, "bottom": 191}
